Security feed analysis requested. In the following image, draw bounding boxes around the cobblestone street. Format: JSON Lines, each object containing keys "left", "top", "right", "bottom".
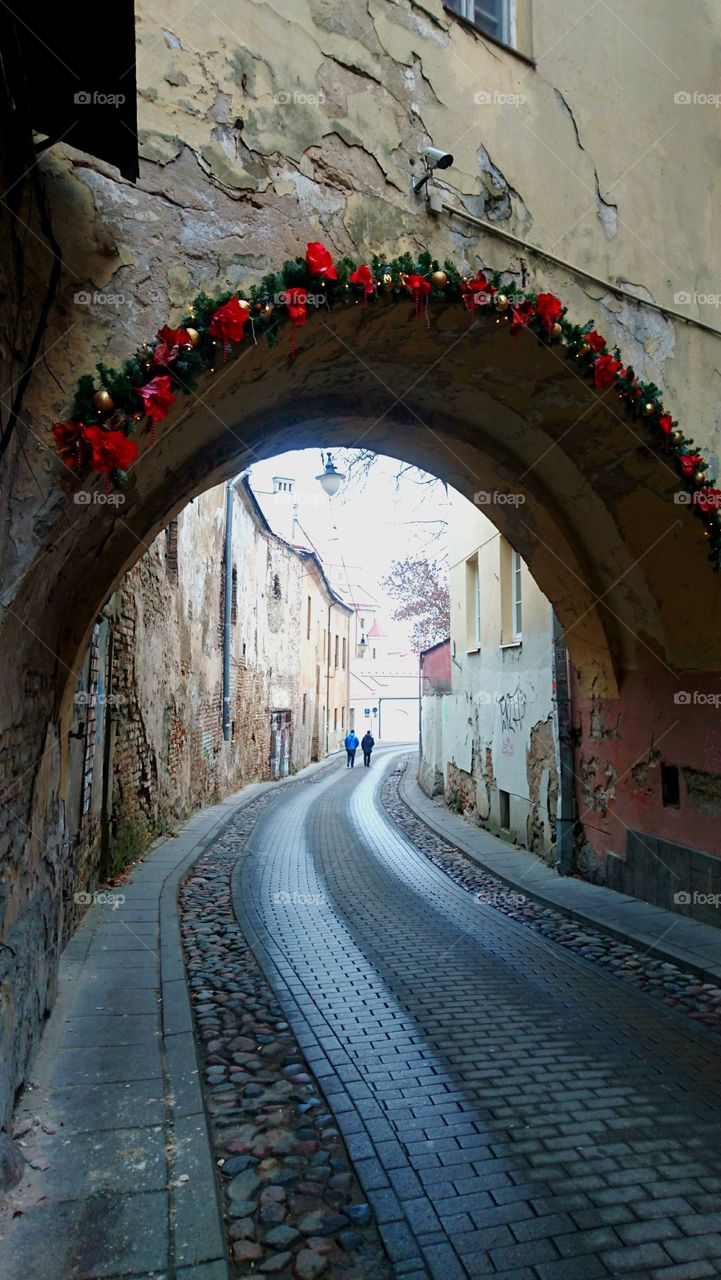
{"left": 232, "top": 748, "right": 721, "bottom": 1280}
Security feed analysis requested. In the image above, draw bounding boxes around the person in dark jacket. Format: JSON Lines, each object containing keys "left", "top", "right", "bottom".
{"left": 344, "top": 731, "right": 359, "bottom": 767}
{"left": 361, "top": 731, "right": 375, "bottom": 767}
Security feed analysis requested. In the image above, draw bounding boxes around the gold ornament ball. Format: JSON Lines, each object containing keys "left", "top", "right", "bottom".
{"left": 642, "top": 402, "right": 655, "bottom": 416}
{"left": 672, "top": 429, "right": 684, "bottom": 443}
{"left": 93, "top": 389, "right": 114, "bottom": 414}
{"left": 551, "top": 322, "right": 563, "bottom": 340}
{"left": 579, "top": 341, "right": 590, "bottom": 356}
{"left": 431, "top": 269, "right": 447, "bottom": 288}
{"left": 237, "top": 299, "right": 251, "bottom": 313}
{"left": 495, "top": 294, "right": 509, "bottom": 312}
{"left": 186, "top": 327, "right": 200, "bottom": 347}
{"left": 381, "top": 273, "right": 394, "bottom": 293}
{"left": 695, "top": 469, "right": 707, "bottom": 484}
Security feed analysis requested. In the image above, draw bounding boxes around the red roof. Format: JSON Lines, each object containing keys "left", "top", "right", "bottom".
{"left": 367, "top": 618, "right": 385, "bottom": 638}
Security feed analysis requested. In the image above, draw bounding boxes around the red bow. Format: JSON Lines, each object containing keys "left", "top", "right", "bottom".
{"left": 306, "top": 242, "right": 338, "bottom": 281}
{"left": 535, "top": 292, "right": 563, "bottom": 333}
{"left": 509, "top": 299, "right": 534, "bottom": 335}
{"left": 135, "top": 375, "right": 176, "bottom": 423}
{"left": 461, "top": 274, "right": 492, "bottom": 312}
{"left": 349, "top": 265, "right": 374, "bottom": 295}
{"left": 658, "top": 414, "right": 674, "bottom": 434}
{"left": 52, "top": 421, "right": 91, "bottom": 472}
{"left": 679, "top": 453, "right": 704, "bottom": 477}
{"left": 285, "top": 287, "right": 308, "bottom": 326}
{"left": 586, "top": 329, "right": 606, "bottom": 352}
{"left": 406, "top": 274, "right": 432, "bottom": 297}
{"left": 209, "top": 297, "right": 249, "bottom": 345}
{"left": 593, "top": 353, "right": 623, "bottom": 388}
{"left": 154, "top": 325, "right": 194, "bottom": 365}
{"left": 84, "top": 426, "right": 139, "bottom": 473}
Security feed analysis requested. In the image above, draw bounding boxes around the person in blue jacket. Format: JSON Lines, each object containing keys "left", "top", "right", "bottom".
{"left": 344, "top": 730, "right": 359, "bottom": 767}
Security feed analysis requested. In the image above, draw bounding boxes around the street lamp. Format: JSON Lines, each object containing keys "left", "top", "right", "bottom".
{"left": 316, "top": 451, "right": 345, "bottom": 497}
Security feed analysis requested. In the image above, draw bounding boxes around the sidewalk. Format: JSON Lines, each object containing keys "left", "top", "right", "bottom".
{"left": 400, "top": 755, "right": 721, "bottom": 988}
{"left": 0, "top": 756, "right": 338, "bottom": 1280}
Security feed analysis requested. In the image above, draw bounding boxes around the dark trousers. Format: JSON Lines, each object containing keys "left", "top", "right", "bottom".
{"left": 363, "top": 751, "right": 372, "bottom": 767}
{"left": 346, "top": 749, "right": 356, "bottom": 767}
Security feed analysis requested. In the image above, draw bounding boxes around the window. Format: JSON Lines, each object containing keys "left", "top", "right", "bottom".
{"left": 661, "top": 763, "right": 680, "bottom": 808}
{"left": 333, "top": 707, "right": 338, "bottom": 730}
{"left": 272, "top": 573, "right": 281, "bottom": 600}
{"left": 302, "top": 692, "right": 307, "bottom": 725}
{"left": 231, "top": 566, "right": 238, "bottom": 625}
{"left": 306, "top": 596, "right": 312, "bottom": 639}
{"left": 165, "top": 519, "right": 178, "bottom": 585}
{"left": 446, "top": 0, "right": 514, "bottom": 45}
{"left": 342, "top": 636, "right": 347, "bottom": 669}
{"left": 499, "top": 788, "right": 511, "bottom": 829}
{"left": 465, "top": 554, "right": 481, "bottom": 650}
{"left": 334, "top": 634, "right": 339, "bottom": 668}
{"left": 349, "top": 707, "right": 355, "bottom": 730}
{"left": 512, "top": 550, "right": 522, "bottom": 640}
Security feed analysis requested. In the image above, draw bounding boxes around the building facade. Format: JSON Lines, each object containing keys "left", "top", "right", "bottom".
{"left": 63, "top": 476, "right": 351, "bottom": 934}
{"left": 421, "top": 489, "right": 560, "bottom": 860}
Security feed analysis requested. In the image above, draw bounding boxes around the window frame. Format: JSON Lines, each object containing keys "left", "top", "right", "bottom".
{"left": 445, "top": 0, "right": 515, "bottom": 48}
{"left": 512, "top": 549, "right": 522, "bottom": 641}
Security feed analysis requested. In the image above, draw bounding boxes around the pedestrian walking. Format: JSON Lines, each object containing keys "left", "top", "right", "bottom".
{"left": 344, "top": 730, "right": 359, "bottom": 767}
{"left": 361, "top": 730, "right": 375, "bottom": 767}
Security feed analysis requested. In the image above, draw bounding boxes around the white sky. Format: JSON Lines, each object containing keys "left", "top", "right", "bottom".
{"left": 248, "top": 448, "right": 450, "bottom": 649}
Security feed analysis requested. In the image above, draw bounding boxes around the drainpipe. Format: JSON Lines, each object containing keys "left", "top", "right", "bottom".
{"left": 325, "top": 602, "right": 332, "bottom": 755}
{"left": 222, "top": 482, "right": 233, "bottom": 742}
{"left": 552, "top": 610, "right": 576, "bottom": 874}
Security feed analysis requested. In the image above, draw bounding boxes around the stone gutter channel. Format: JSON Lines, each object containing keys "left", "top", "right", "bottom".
{"left": 178, "top": 774, "right": 392, "bottom": 1280}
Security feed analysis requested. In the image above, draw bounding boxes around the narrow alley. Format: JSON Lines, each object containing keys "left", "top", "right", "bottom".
{"left": 4, "top": 749, "right": 721, "bottom": 1280}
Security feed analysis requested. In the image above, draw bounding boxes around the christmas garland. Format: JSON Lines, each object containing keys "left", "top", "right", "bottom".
{"left": 52, "top": 242, "right": 721, "bottom": 568}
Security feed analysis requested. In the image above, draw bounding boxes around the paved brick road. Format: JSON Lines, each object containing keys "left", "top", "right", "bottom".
{"left": 232, "top": 749, "right": 721, "bottom": 1280}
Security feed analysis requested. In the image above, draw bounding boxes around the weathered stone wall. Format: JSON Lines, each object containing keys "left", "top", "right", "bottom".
{"left": 2, "top": 0, "right": 721, "bottom": 1128}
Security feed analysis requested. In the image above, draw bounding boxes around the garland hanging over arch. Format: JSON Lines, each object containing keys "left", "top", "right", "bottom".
{"left": 52, "top": 243, "right": 721, "bottom": 569}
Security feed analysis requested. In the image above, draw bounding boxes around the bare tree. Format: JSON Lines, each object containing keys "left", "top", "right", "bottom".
{"left": 381, "top": 554, "right": 450, "bottom": 651}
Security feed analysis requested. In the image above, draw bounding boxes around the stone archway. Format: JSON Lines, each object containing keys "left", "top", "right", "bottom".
{"left": 3, "top": 262, "right": 721, "bottom": 1131}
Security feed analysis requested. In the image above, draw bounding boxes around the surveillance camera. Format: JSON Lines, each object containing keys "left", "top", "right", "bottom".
{"left": 421, "top": 146, "right": 454, "bottom": 170}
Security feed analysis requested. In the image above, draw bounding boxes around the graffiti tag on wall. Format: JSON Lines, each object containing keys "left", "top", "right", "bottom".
{"left": 498, "top": 686, "right": 527, "bottom": 735}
